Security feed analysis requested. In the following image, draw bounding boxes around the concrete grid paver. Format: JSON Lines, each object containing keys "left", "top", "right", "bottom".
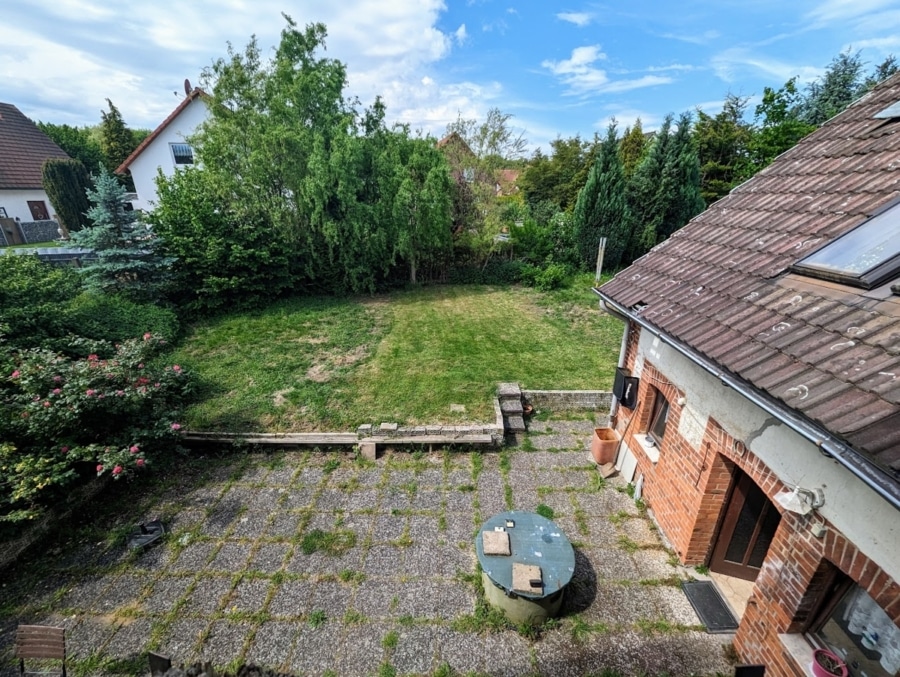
{"left": 0, "top": 425, "right": 736, "bottom": 677}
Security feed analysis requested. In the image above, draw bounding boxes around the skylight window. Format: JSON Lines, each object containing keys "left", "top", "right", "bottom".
{"left": 792, "top": 202, "right": 900, "bottom": 289}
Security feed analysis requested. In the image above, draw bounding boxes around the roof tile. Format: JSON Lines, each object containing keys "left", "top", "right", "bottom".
{"left": 599, "top": 71, "right": 900, "bottom": 481}
{"left": 0, "top": 103, "right": 69, "bottom": 189}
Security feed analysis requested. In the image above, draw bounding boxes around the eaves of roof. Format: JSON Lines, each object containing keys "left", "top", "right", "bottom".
{"left": 598, "top": 72, "right": 900, "bottom": 497}
{"left": 116, "top": 88, "right": 206, "bottom": 174}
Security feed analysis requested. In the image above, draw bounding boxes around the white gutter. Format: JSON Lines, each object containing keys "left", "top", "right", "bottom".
{"left": 593, "top": 288, "right": 900, "bottom": 512}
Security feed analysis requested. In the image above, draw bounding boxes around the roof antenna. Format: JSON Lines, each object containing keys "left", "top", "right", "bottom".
{"left": 184, "top": 78, "right": 192, "bottom": 96}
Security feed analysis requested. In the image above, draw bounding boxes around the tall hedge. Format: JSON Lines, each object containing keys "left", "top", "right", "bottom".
{"left": 41, "top": 158, "right": 91, "bottom": 233}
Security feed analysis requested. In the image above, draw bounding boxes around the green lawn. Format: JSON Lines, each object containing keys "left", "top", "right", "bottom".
{"left": 0, "top": 241, "right": 61, "bottom": 249}
{"left": 167, "top": 279, "right": 623, "bottom": 432}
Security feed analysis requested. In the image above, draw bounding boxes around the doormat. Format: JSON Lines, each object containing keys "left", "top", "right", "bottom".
{"left": 681, "top": 580, "right": 739, "bottom": 633}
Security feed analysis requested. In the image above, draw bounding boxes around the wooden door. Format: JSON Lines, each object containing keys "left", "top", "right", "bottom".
{"left": 710, "top": 470, "right": 781, "bottom": 581}
{"left": 27, "top": 201, "right": 50, "bottom": 220}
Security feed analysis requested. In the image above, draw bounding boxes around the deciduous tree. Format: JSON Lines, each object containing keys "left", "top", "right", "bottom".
{"left": 36, "top": 122, "right": 104, "bottom": 175}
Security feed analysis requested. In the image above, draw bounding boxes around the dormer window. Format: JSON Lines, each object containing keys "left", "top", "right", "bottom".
{"left": 792, "top": 201, "right": 900, "bottom": 289}
{"left": 170, "top": 143, "right": 194, "bottom": 165}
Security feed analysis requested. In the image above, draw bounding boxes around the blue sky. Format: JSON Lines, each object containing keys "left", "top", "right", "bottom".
{"left": 2, "top": 0, "right": 899, "bottom": 153}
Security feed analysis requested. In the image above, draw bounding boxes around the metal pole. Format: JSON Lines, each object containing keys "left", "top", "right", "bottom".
{"left": 595, "top": 237, "right": 608, "bottom": 283}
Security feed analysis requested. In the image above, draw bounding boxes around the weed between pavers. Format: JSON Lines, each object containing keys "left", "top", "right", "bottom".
{"left": 308, "top": 609, "right": 326, "bottom": 628}
{"left": 381, "top": 629, "right": 400, "bottom": 649}
{"left": 337, "top": 569, "right": 366, "bottom": 584}
{"left": 298, "top": 528, "right": 357, "bottom": 556}
{"left": 573, "top": 507, "right": 589, "bottom": 535}
{"left": 342, "top": 609, "right": 366, "bottom": 624}
{"left": 470, "top": 453, "right": 483, "bottom": 481}
{"left": 377, "top": 661, "right": 397, "bottom": 677}
{"left": 617, "top": 534, "right": 640, "bottom": 553}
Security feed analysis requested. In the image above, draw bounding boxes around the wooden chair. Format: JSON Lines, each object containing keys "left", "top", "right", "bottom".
{"left": 15, "top": 625, "right": 66, "bottom": 677}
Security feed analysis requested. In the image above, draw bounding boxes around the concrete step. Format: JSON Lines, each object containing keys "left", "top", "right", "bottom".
{"left": 505, "top": 415, "right": 526, "bottom": 432}
{"left": 500, "top": 399, "right": 524, "bottom": 415}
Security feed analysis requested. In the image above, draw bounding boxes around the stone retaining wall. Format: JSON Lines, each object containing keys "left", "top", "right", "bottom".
{"left": 19, "top": 220, "right": 62, "bottom": 243}
{"left": 523, "top": 389, "right": 612, "bottom": 412}
{"left": 357, "top": 420, "right": 505, "bottom": 444}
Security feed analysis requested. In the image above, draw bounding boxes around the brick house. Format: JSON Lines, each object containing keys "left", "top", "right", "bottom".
{"left": 595, "top": 75, "right": 900, "bottom": 676}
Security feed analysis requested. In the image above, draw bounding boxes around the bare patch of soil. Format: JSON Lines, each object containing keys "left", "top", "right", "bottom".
{"left": 272, "top": 388, "right": 294, "bottom": 407}
{"left": 334, "top": 344, "right": 368, "bottom": 366}
{"left": 305, "top": 364, "right": 330, "bottom": 382}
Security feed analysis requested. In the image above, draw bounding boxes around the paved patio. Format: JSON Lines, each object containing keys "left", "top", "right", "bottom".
{"left": 0, "top": 419, "right": 734, "bottom": 677}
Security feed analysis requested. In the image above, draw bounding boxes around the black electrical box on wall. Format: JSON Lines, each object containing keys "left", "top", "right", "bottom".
{"left": 613, "top": 367, "right": 639, "bottom": 409}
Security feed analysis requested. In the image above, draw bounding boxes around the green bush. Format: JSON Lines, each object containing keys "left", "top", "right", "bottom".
{"left": 2, "top": 333, "right": 192, "bottom": 523}
{"left": 151, "top": 167, "right": 294, "bottom": 314}
{"left": 0, "top": 255, "right": 82, "bottom": 350}
{"left": 62, "top": 293, "right": 179, "bottom": 344}
{"left": 519, "top": 262, "right": 572, "bottom": 291}
{"left": 446, "top": 260, "right": 527, "bottom": 286}
{"left": 533, "top": 263, "right": 572, "bottom": 291}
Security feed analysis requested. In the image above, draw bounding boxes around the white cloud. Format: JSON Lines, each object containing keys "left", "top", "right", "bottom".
{"left": 847, "top": 10, "right": 900, "bottom": 34}
{"left": 646, "top": 63, "right": 699, "bottom": 73}
{"left": 852, "top": 35, "right": 900, "bottom": 52}
{"left": 544, "top": 45, "right": 607, "bottom": 74}
{"left": 557, "top": 12, "right": 594, "bottom": 27}
{"left": 455, "top": 24, "right": 468, "bottom": 45}
{"left": 659, "top": 29, "right": 720, "bottom": 45}
{"left": 0, "top": 0, "right": 470, "bottom": 135}
{"left": 595, "top": 107, "right": 662, "bottom": 134}
{"left": 712, "top": 48, "right": 822, "bottom": 85}
{"left": 542, "top": 45, "right": 672, "bottom": 95}
{"left": 806, "top": 0, "right": 897, "bottom": 24}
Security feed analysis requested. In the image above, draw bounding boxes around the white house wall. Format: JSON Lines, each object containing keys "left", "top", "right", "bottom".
{"left": 128, "top": 98, "right": 208, "bottom": 212}
{"left": 0, "top": 188, "right": 58, "bottom": 223}
{"left": 633, "top": 330, "right": 900, "bottom": 585}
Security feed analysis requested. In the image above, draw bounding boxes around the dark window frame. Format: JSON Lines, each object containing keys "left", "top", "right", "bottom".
{"left": 170, "top": 142, "right": 194, "bottom": 166}
{"left": 792, "top": 197, "right": 900, "bottom": 290}
{"left": 647, "top": 389, "right": 670, "bottom": 445}
{"left": 807, "top": 571, "right": 900, "bottom": 677}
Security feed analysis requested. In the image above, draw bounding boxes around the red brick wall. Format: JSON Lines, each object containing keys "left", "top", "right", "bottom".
{"left": 614, "top": 323, "right": 900, "bottom": 676}
{"left": 737, "top": 513, "right": 900, "bottom": 676}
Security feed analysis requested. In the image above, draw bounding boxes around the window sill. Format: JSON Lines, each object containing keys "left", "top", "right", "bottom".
{"left": 778, "top": 634, "right": 814, "bottom": 676}
{"left": 637, "top": 433, "right": 660, "bottom": 464}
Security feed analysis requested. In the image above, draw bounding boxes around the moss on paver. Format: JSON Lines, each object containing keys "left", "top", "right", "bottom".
{"left": 0, "top": 427, "right": 732, "bottom": 677}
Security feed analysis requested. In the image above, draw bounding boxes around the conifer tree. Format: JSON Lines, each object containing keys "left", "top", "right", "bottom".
{"left": 99, "top": 99, "right": 137, "bottom": 189}
{"left": 41, "top": 158, "right": 91, "bottom": 233}
{"left": 625, "top": 115, "right": 673, "bottom": 262}
{"left": 71, "top": 169, "right": 172, "bottom": 302}
{"left": 619, "top": 119, "right": 648, "bottom": 179}
{"left": 657, "top": 112, "right": 705, "bottom": 242}
{"left": 623, "top": 114, "right": 704, "bottom": 263}
{"left": 572, "top": 123, "right": 630, "bottom": 271}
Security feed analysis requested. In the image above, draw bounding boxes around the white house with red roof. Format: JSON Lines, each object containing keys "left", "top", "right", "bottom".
{"left": 116, "top": 88, "right": 208, "bottom": 211}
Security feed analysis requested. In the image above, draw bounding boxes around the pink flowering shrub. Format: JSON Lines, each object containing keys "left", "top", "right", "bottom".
{"left": 1, "top": 332, "right": 193, "bottom": 523}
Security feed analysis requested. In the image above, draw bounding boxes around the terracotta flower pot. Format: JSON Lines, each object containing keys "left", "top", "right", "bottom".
{"left": 591, "top": 427, "right": 620, "bottom": 465}
{"left": 811, "top": 649, "right": 848, "bottom": 677}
